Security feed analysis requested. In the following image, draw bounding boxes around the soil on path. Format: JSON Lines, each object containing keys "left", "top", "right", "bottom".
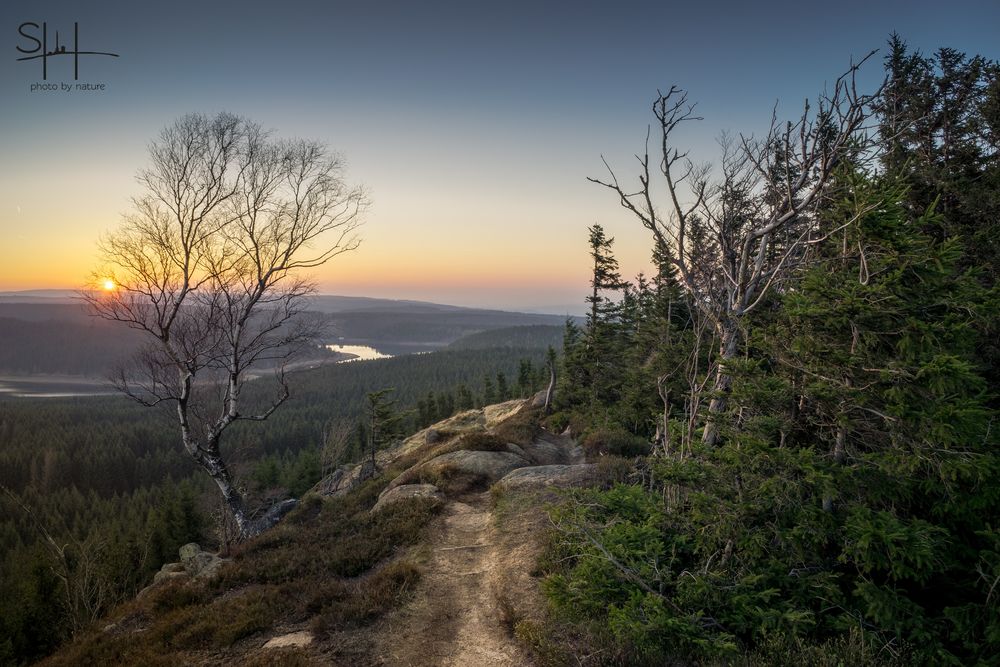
{"left": 374, "top": 491, "right": 529, "bottom": 667}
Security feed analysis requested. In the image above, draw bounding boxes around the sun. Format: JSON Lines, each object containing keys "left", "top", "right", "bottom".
{"left": 102, "top": 279, "right": 116, "bottom": 291}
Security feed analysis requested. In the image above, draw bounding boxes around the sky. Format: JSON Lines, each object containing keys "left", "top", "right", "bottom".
{"left": 1, "top": 0, "right": 998, "bottom": 313}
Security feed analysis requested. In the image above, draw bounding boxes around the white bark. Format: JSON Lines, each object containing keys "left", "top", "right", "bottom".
{"left": 590, "top": 57, "right": 883, "bottom": 445}
{"left": 83, "top": 113, "right": 367, "bottom": 539}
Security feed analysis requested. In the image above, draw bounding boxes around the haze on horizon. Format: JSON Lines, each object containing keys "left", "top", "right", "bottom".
{"left": 1, "top": 0, "right": 997, "bottom": 312}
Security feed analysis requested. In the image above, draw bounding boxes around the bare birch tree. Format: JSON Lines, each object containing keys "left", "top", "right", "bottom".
{"left": 83, "top": 112, "right": 368, "bottom": 538}
{"left": 590, "top": 55, "right": 883, "bottom": 445}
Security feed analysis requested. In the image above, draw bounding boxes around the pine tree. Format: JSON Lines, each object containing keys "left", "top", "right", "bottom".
{"left": 363, "top": 389, "right": 407, "bottom": 473}
{"left": 481, "top": 375, "right": 496, "bottom": 406}
{"left": 496, "top": 372, "right": 510, "bottom": 401}
{"left": 586, "top": 224, "right": 624, "bottom": 331}
{"left": 517, "top": 359, "right": 534, "bottom": 397}
{"left": 456, "top": 384, "right": 474, "bottom": 411}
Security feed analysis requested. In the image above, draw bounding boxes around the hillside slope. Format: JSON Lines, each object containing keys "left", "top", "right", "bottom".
{"left": 40, "top": 398, "right": 598, "bottom": 666}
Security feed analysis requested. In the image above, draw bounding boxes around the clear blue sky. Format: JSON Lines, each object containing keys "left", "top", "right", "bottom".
{"left": 1, "top": 0, "right": 997, "bottom": 312}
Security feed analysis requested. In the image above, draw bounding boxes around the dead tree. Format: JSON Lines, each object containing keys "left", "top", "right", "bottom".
{"left": 544, "top": 345, "right": 557, "bottom": 413}
{"left": 83, "top": 112, "right": 367, "bottom": 538}
{"left": 590, "top": 55, "right": 883, "bottom": 445}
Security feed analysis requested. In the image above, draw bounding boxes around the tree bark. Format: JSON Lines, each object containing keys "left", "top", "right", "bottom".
{"left": 822, "top": 421, "right": 848, "bottom": 513}
{"left": 702, "top": 321, "right": 739, "bottom": 446}
{"left": 544, "top": 356, "right": 556, "bottom": 414}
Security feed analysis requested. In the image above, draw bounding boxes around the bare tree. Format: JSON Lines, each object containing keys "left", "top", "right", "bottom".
{"left": 83, "top": 112, "right": 368, "bottom": 538}
{"left": 543, "top": 345, "right": 557, "bottom": 414}
{"left": 321, "top": 418, "right": 355, "bottom": 477}
{"left": 590, "top": 55, "right": 883, "bottom": 445}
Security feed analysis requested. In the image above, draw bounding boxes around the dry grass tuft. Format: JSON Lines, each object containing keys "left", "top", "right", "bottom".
{"left": 38, "top": 475, "right": 439, "bottom": 666}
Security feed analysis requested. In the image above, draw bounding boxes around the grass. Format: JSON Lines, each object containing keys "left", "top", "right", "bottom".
{"left": 39, "top": 475, "right": 440, "bottom": 666}
{"left": 41, "top": 399, "right": 545, "bottom": 666}
{"left": 309, "top": 558, "right": 421, "bottom": 637}
{"left": 492, "top": 406, "right": 542, "bottom": 446}
{"left": 580, "top": 427, "right": 651, "bottom": 458}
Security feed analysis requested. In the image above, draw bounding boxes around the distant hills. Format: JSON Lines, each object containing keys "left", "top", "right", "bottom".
{"left": 0, "top": 292, "right": 577, "bottom": 376}
{"left": 447, "top": 325, "right": 564, "bottom": 351}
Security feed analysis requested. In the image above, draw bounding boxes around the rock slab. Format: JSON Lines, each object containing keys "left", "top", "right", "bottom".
{"left": 373, "top": 483, "right": 444, "bottom": 513}
{"left": 496, "top": 464, "right": 599, "bottom": 491}
{"left": 263, "top": 631, "right": 313, "bottom": 649}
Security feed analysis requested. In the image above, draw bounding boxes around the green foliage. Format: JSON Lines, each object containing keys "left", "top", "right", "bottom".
{"left": 580, "top": 428, "right": 651, "bottom": 458}
{"left": 541, "top": 41, "right": 1000, "bottom": 663}
{"left": 446, "top": 325, "right": 566, "bottom": 352}
{"left": 0, "top": 345, "right": 536, "bottom": 664}
{"left": 39, "top": 478, "right": 438, "bottom": 665}
{"left": 491, "top": 406, "right": 542, "bottom": 446}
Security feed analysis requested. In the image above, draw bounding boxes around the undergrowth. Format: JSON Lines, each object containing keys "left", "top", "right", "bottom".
{"left": 38, "top": 476, "right": 440, "bottom": 666}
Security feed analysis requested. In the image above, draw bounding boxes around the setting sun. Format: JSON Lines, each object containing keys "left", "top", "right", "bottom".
{"left": 102, "top": 279, "right": 116, "bottom": 291}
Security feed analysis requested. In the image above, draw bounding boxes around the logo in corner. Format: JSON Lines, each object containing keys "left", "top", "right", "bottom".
{"left": 16, "top": 21, "right": 119, "bottom": 81}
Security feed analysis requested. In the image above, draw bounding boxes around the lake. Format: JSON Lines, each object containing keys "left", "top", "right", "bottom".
{"left": 0, "top": 344, "right": 395, "bottom": 399}
{"left": 0, "top": 375, "right": 115, "bottom": 399}
{"left": 325, "top": 344, "right": 393, "bottom": 362}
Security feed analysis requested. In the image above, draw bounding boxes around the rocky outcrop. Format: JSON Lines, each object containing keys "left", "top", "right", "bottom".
{"left": 516, "top": 437, "right": 563, "bottom": 466}
{"left": 311, "top": 402, "right": 536, "bottom": 499}
{"left": 151, "top": 561, "right": 188, "bottom": 585}
{"left": 384, "top": 450, "right": 529, "bottom": 495}
{"left": 530, "top": 389, "right": 548, "bottom": 408}
{"left": 372, "top": 483, "right": 444, "bottom": 513}
{"left": 179, "top": 542, "right": 225, "bottom": 579}
{"left": 262, "top": 631, "right": 313, "bottom": 649}
{"left": 313, "top": 460, "right": 380, "bottom": 498}
{"left": 495, "top": 464, "right": 599, "bottom": 491}
{"left": 423, "top": 450, "right": 528, "bottom": 479}
{"left": 483, "top": 400, "right": 527, "bottom": 428}
{"left": 138, "top": 543, "right": 228, "bottom": 598}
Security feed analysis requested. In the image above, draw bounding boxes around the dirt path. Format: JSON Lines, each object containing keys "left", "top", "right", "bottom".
{"left": 375, "top": 492, "right": 529, "bottom": 667}
{"left": 371, "top": 426, "right": 586, "bottom": 666}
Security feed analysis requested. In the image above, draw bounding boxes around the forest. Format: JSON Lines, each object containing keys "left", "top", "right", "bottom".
{"left": 535, "top": 38, "right": 1000, "bottom": 664}
{"left": 0, "top": 343, "right": 549, "bottom": 664}
{"left": 2, "top": 34, "right": 998, "bottom": 667}
{"left": 0, "top": 299, "right": 568, "bottom": 376}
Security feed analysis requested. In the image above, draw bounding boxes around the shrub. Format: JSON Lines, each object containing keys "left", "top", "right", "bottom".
{"left": 310, "top": 559, "right": 421, "bottom": 637}
{"left": 418, "top": 463, "right": 490, "bottom": 495}
{"left": 148, "top": 580, "right": 208, "bottom": 613}
{"left": 580, "top": 428, "right": 650, "bottom": 458}
{"left": 458, "top": 431, "right": 510, "bottom": 451}
{"left": 594, "top": 455, "right": 633, "bottom": 485}
{"left": 492, "top": 407, "right": 541, "bottom": 446}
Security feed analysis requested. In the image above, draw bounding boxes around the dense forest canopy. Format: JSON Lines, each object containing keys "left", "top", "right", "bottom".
{"left": 540, "top": 38, "right": 1000, "bottom": 664}
{"left": 0, "top": 346, "right": 546, "bottom": 664}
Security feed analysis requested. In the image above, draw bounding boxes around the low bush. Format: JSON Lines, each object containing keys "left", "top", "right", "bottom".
{"left": 310, "top": 559, "right": 421, "bottom": 637}
{"left": 580, "top": 428, "right": 650, "bottom": 458}
{"left": 147, "top": 580, "right": 208, "bottom": 613}
{"left": 38, "top": 475, "right": 440, "bottom": 665}
{"left": 491, "top": 407, "right": 541, "bottom": 446}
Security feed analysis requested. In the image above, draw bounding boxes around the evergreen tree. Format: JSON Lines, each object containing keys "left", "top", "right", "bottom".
{"left": 517, "top": 359, "right": 534, "bottom": 397}
{"left": 496, "top": 372, "right": 510, "bottom": 402}
{"left": 482, "top": 375, "right": 496, "bottom": 406}
{"left": 585, "top": 223, "right": 624, "bottom": 330}
{"left": 456, "top": 384, "right": 474, "bottom": 411}
{"left": 363, "top": 389, "right": 407, "bottom": 472}
{"left": 880, "top": 35, "right": 1000, "bottom": 281}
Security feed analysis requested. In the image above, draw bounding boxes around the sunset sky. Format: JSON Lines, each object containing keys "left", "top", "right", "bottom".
{"left": 1, "top": 0, "right": 997, "bottom": 312}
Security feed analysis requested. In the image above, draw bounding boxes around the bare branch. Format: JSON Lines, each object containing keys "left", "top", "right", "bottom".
{"left": 84, "top": 113, "right": 368, "bottom": 539}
